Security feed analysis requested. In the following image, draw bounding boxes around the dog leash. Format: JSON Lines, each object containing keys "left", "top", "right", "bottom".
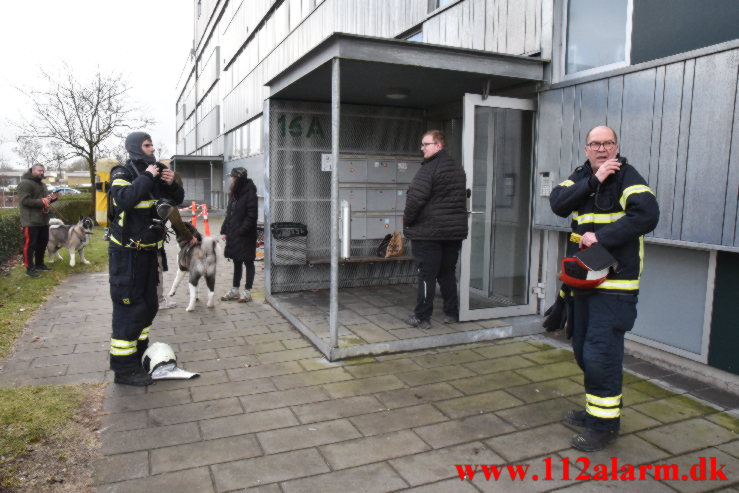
{"left": 48, "top": 203, "right": 68, "bottom": 222}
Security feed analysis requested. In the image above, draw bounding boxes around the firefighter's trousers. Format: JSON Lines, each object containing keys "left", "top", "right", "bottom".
{"left": 571, "top": 292, "right": 638, "bottom": 431}
{"left": 108, "top": 246, "right": 159, "bottom": 372}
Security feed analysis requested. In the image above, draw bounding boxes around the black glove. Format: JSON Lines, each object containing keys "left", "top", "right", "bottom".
{"left": 542, "top": 295, "right": 567, "bottom": 332}
{"left": 543, "top": 284, "right": 573, "bottom": 338}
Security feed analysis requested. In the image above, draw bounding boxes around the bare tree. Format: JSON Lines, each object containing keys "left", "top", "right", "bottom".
{"left": 155, "top": 141, "right": 170, "bottom": 161}
{"left": 14, "top": 136, "right": 44, "bottom": 169}
{"left": 17, "top": 65, "right": 153, "bottom": 215}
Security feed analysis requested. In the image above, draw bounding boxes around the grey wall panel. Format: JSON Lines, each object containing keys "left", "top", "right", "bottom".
{"left": 652, "top": 63, "right": 684, "bottom": 239}
{"left": 728, "top": 74, "right": 739, "bottom": 247}
{"left": 534, "top": 90, "right": 566, "bottom": 227}
{"left": 605, "top": 76, "right": 624, "bottom": 139}
{"left": 576, "top": 80, "right": 608, "bottom": 149}
{"left": 631, "top": 244, "right": 709, "bottom": 354}
{"left": 681, "top": 51, "right": 738, "bottom": 244}
{"left": 559, "top": 87, "right": 578, "bottom": 178}
{"left": 620, "top": 70, "right": 656, "bottom": 180}
{"left": 646, "top": 66, "right": 665, "bottom": 219}
{"left": 671, "top": 59, "right": 695, "bottom": 240}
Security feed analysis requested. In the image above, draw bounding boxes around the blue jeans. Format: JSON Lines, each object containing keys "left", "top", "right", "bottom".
{"left": 571, "top": 292, "right": 637, "bottom": 431}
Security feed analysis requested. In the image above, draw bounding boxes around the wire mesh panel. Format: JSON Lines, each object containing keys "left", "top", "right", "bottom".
{"left": 266, "top": 100, "right": 430, "bottom": 350}
{"left": 268, "top": 100, "right": 425, "bottom": 294}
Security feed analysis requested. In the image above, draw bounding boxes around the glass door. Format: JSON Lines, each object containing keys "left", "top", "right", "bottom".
{"left": 459, "top": 94, "right": 538, "bottom": 321}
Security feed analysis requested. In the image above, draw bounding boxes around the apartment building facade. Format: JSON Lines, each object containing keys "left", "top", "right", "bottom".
{"left": 174, "top": 0, "right": 739, "bottom": 374}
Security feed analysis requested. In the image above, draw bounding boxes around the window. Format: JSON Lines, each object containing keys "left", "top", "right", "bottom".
{"left": 405, "top": 30, "right": 423, "bottom": 43}
{"left": 429, "top": 0, "right": 455, "bottom": 12}
{"left": 564, "top": 0, "right": 632, "bottom": 77}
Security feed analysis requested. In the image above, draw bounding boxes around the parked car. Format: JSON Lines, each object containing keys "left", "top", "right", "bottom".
{"left": 52, "top": 187, "right": 82, "bottom": 196}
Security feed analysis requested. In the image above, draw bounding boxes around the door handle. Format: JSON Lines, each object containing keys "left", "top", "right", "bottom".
{"left": 467, "top": 211, "right": 484, "bottom": 215}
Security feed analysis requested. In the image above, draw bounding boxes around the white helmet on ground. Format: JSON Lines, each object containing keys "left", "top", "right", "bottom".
{"left": 142, "top": 342, "right": 176, "bottom": 374}
{"left": 141, "top": 342, "right": 200, "bottom": 380}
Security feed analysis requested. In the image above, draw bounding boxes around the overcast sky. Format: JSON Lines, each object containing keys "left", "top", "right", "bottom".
{"left": 0, "top": 0, "right": 193, "bottom": 167}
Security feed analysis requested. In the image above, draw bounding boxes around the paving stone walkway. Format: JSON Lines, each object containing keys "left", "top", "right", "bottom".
{"left": 0, "top": 232, "right": 737, "bottom": 492}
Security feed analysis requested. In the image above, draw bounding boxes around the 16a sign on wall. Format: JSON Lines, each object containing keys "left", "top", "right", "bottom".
{"left": 277, "top": 115, "right": 325, "bottom": 138}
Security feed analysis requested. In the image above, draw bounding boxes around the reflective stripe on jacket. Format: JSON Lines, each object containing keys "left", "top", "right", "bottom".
{"left": 549, "top": 160, "right": 659, "bottom": 295}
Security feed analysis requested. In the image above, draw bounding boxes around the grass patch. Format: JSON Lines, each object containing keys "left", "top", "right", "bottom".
{"left": 0, "top": 384, "right": 104, "bottom": 492}
{"left": 0, "top": 227, "right": 108, "bottom": 359}
{"left": 0, "top": 385, "right": 84, "bottom": 462}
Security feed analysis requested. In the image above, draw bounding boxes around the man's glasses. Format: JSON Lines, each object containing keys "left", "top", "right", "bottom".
{"left": 421, "top": 142, "right": 437, "bottom": 147}
{"left": 143, "top": 144, "right": 154, "bottom": 148}
{"left": 586, "top": 141, "right": 617, "bottom": 151}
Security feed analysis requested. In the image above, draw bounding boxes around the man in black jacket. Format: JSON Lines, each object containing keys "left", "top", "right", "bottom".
{"left": 403, "top": 130, "right": 468, "bottom": 330}
{"left": 107, "top": 132, "right": 185, "bottom": 386}
{"left": 549, "top": 126, "right": 659, "bottom": 451}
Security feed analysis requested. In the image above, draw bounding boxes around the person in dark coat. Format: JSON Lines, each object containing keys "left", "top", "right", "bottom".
{"left": 17, "top": 164, "right": 58, "bottom": 277}
{"left": 403, "top": 130, "right": 468, "bottom": 330}
{"left": 220, "top": 167, "right": 258, "bottom": 302}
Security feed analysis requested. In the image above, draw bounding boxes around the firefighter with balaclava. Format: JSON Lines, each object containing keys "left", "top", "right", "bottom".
{"left": 107, "top": 132, "right": 184, "bottom": 386}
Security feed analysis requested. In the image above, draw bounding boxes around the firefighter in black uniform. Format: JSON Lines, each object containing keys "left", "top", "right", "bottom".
{"left": 549, "top": 126, "right": 659, "bottom": 451}
{"left": 108, "top": 132, "right": 185, "bottom": 386}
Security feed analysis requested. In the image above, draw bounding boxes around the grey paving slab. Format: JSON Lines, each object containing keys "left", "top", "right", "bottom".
{"left": 404, "top": 478, "right": 480, "bottom": 492}
{"left": 256, "top": 418, "right": 361, "bottom": 454}
{"left": 200, "top": 407, "right": 299, "bottom": 440}
{"left": 271, "top": 366, "right": 354, "bottom": 390}
{"left": 343, "top": 357, "right": 424, "bottom": 378}
{"left": 450, "top": 369, "right": 531, "bottom": 395}
{"left": 291, "top": 395, "right": 385, "bottom": 424}
{"left": 97, "top": 466, "right": 215, "bottom": 493}
{"left": 495, "top": 397, "right": 576, "bottom": 430}
{"left": 322, "top": 374, "right": 406, "bottom": 398}
{"left": 239, "top": 385, "right": 331, "bottom": 413}
{"left": 211, "top": 449, "right": 330, "bottom": 491}
{"left": 150, "top": 434, "right": 262, "bottom": 475}
{"left": 319, "top": 429, "right": 431, "bottom": 470}
{"left": 375, "top": 382, "right": 463, "bottom": 409}
{"left": 226, "top": 360, "right": 303, "bottom": 381}
{"left": 280, "top": 462, "right": 409, "bottom": 493}
{"left": 100, "top": 422, "right": 201, "bottom": 455}
{"left": 103, "top": 388, "right": 192, "bottom": 413}
{"left": 390, "top": 441, "right": 503, "bottom": 487}
{"left": 414, "top": 412, "right": 517, "bottom": 449}
{"left": 148, "top": 397, "right": 243, "bottom": 426}
{"left": 637, "top": 418, "right": 736, "bottom": 455}
{"left": 435, "top": 390, "right": 524, "bottom": 419}
{"left": 396, "top": 365, "right": 477, "bottom": 386}
{"left": 93, "top": 451, "right": 149, "bottom": 485}
{"left": 349, "top": 404, "right": 447, "bottom": 436}
{"left": 485, "top": 423, "right": 578, "bottom": 462}
{"left": 190, "top": 375, "right": 276, "bottom": 402}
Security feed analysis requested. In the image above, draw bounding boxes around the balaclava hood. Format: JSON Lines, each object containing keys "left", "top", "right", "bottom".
{"left": 125, "top": 132, "right": 157, "bottom": 164}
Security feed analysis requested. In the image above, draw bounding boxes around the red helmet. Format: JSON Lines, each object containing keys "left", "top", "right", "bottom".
{"left": 559, "top": 243, "right": 618, "bottom": 290}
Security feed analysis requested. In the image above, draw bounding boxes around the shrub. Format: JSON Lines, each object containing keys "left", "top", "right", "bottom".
{"left": 0, "top": 210, "right": 22, "bottom": 265}
{"left": 0, "top": 195, "right": 93, "bottom": 265}
{"left": 50, "top": 193, "right": 94, "bottom": 223}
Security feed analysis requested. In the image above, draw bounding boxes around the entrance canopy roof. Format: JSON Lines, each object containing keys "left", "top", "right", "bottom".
{"left": 266, "top": 33, "right": 545, "bottom": 108}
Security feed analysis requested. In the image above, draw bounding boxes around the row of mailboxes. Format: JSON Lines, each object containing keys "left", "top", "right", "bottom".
{"left": 340, "top": 213, "right": 404, "bottom": 240}
{"left": 338, "top": 158, "right": 422, "bottom": 184}
{"left": 339, "top": 187, "right": 406, "bottom": 212}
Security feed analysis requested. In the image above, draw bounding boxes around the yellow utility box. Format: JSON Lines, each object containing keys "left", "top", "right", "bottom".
{"left": 95, "top": 158, "right": 119, "bottom": 226}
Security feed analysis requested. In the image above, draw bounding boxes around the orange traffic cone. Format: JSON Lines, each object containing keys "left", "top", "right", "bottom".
{"left": 201, "top": 203, "right": 210, "bottom": 237}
